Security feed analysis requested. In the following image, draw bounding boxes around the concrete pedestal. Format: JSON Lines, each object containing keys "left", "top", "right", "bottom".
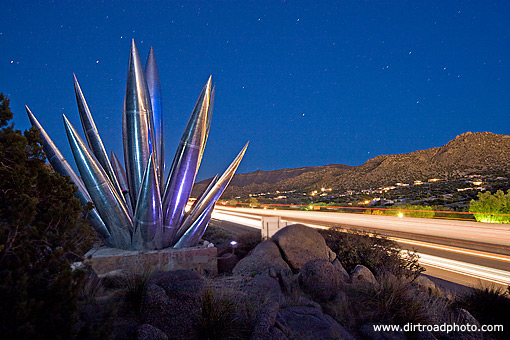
{"left": 84, "top": 245, "right": 218, "bottom": 276}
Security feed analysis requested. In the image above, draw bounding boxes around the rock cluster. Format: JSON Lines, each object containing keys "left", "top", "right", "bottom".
{"left": 78, "top": 224, "right": 477, "bottom": 340}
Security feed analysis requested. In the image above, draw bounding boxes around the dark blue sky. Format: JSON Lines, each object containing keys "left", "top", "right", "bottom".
{"left": 1, "top": 1, "right": 509, "bottom": 180}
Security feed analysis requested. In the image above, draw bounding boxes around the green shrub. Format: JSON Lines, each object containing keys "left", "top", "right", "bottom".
{"left": 470, "top": 190, "right": 510, "bottom": 223}
{"left": 0, "top": 94, "right": 95, "bottom": 339}
{"left": 318, "top": 228, "right": 424, "bottom": 278}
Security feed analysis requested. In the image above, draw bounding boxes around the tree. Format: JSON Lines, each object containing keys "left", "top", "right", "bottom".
{"left": 0, "top": 93, "right": 94, "bottom": 339}
{"left": 469, "top": 190, "right": 510, "bottom": 223}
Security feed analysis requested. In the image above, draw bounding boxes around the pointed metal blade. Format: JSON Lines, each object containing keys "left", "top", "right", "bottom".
{"left": 197, "top": 83, "right": 214, "bottom": 171}
{"left": 26, "top": 106, "right": 111, "bottom": 242}
{"left": 173, "top": 201, "right": 214, "bottom": 249}
{"left": 160, "top": 77, "right": 212, "bottom": 247}
{"left": 73, "top": 74, "right": 124, "bottom": 200}
{"left": 175, "top": 141, "right": 248, "bottom": 244}
{"left": 123, "top": 39, "right": 154, "bottom": 209}
{"left": 64, "top": 114, "right": 133, "bottom": 249}
{"left": 132, "top": 153, "right": 163, "bottom": 250}
{"left": 145, "top": 47, "right": 165, "bottom": 185}
{"left": 111, "top": 151, "right": 134, "bottom": 217}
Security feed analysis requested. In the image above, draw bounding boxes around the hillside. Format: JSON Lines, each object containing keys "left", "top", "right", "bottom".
{"left": 192, "top": 132, "right": 510, "bottom": 198}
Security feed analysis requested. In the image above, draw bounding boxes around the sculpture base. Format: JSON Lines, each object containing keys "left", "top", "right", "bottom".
{"left": 84, "top": 245, "right": 218, "bottom": 276}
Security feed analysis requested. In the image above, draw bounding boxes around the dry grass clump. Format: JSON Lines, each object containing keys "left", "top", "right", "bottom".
{"left": 326, "top": 274, "right": 449, "bottom": 334}
{"left": 121, "top": 269, "right": 153, "bottom": 316}
{"left": 454, "top": 284, "right": 510, "bottom": 339}
{"left": 198, "top": 287, "right": 252, "bottom": 340}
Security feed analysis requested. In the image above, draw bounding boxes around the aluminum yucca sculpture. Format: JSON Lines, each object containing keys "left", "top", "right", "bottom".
{"left": 26, "top": 40, "right": 248, "bottom": 250}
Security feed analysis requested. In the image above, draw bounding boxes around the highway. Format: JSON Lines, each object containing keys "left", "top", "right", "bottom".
{"left": 211, "top": 206, "right": 510, "bottom": 289}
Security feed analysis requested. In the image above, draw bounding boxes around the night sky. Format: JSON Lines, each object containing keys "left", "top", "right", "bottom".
{"left": 1, "top": 1, "right": 509, "bottom": 181}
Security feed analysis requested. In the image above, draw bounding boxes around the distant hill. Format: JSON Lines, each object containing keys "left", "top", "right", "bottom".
{"left": 192, "top": 132, "right": 510, "bottom": 198}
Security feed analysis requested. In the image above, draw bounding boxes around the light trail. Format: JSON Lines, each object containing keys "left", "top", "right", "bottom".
{"left": 211, "top": 207, "right": 510, "bottom": 288}
{"left": 418, "top": 254, "right": 510, "bottom": 286}
{"left": 386, "top": 237, "right": 510, "bottom": 263}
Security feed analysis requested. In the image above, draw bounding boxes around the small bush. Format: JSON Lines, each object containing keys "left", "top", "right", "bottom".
{"left": 318, "top": 228, "right": 424, "bottom": 278}
{"left": 0, "top": 94, "right": 95, "bottom": 339}
{"left": 234, "top": 231, "right": 261, "bottom": 259}
{"left": 122, "top": 270, "right": 153, "bottom": 316}
{"left": 198, "top": 288, "right": 251, "bottom": 340}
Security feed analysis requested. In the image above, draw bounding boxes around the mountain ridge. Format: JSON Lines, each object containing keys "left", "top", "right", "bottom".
{"left": 193, "top": 131, "right": 510, "bottom": 198}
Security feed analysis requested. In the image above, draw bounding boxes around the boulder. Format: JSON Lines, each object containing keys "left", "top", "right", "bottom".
{"left": 413, "top": 275, "right": 439, "bottom": 293}
{"left": 351, "top": 265, "right": 377, "bottom": 285}
{"left": 140, "top": 283, "right": 200, "bottom": 340}
{"left": 276, "top": 306, "right": 356, "bottom": 340}
{"left": 111, "top": 316, "right": 140, "bottom": 340}
{"left": 332, "top": 258, "right": 350, "bottom": 282}
{"left": 233, "top": 240, "right": 292, "bottom": 277}
{"left": 271, "top": 224, "right": 336, "bottom": 271}
{"left": 149, "top": 270, "right": 205, "bottom": 300}
{"left": 298, "top": 259, "right": 342, "bottom": 301}
{"left": 251, "top": 302, "right": 288, "bottom": 340}
{"left": 137, "top": 324, "right": 168, "bottom": 340}
{"left": 242, "top": 274, "right": 285, "bottom": 312}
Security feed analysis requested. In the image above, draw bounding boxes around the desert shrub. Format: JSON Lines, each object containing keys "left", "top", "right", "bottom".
{"left": 198, "top": 287, "right": 251, "bottom": 340}
{"left": 363, "top": 209, "right": 387, "bottom": 215}
{"left": 0, "top": 94, "right": 95, "bottom": 339}
{"left": 122, "top": 270, "right": 154, "bottom": 316}
{"left": 234, "top": 231, "right": 261, "bottom": 258}
{"left": 470, "top": 190, "right": 510, "bottom": 223}
{"left": 338, "top": 275, "right": 448, "bottom": 330}
{"left": 454, "top": 285, "right": 510, "bottom": 339}
{"left": 318, "top": 228, "right": 424, "bottom": 278}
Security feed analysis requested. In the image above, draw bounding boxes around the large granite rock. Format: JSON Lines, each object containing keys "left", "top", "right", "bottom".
{"left": 276, "top": 306, "right": 356, "bottom": 340}
{"left": 332, "top": 258, "right": 350, "bottom": 282}
{"left": 351, "top": 265, "right": 378, "bottom": 285}
{"left": 233, "top": 240, "right": 292, "bottom": 277}
{"left": 251, "top": 302, "right": 288, "bottom": 340}
{"left": 271, "top": 224, "right": 336, "bottom": 271}
{"left": 242, "top": 274, "right": 286, "bottom": 312}
{"left": 298, "top": 259, "right": 342, "bottom": 302}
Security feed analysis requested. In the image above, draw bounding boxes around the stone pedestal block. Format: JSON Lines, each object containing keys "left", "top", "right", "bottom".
{"left": 84, "top": 245, "right": 217, "bottom": 276}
